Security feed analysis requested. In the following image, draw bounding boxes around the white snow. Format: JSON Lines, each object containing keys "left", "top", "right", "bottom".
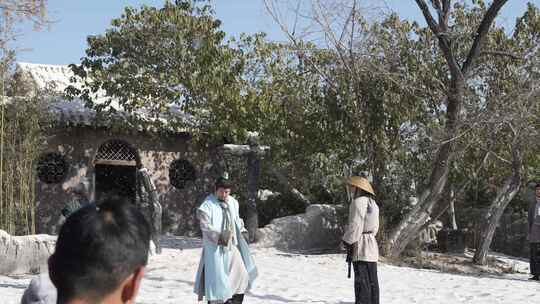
{"left": 16, "top": 62, "right": 118, "bottom": 109}
{"left": 1, "top": 236, "right": 540, "bottom": 304}
{"left": 17, "top": 62, "right": 76, "bottom": 93}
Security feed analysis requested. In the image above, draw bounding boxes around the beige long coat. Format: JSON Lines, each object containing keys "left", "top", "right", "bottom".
{"left": 342, "top": 196, "right": 380, "bottom": 262}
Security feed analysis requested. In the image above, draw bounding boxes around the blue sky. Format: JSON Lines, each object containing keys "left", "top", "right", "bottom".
{"left": 13, "top": 0, "right": 537, "bottom": 65}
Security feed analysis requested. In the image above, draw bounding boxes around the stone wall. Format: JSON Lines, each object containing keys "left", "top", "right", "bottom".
{"left": 0, "top": 230, "right": 56, "bottom": 275}
{"left": 36, "top": 127, "right": 223, "bottom": 235}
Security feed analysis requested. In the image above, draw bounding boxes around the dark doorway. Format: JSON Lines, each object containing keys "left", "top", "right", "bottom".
{"left": 94, "top": 140, "right": 139, "bottom": 204}
{"left": 95, "top": 164, "right": 137, "bottom": 203}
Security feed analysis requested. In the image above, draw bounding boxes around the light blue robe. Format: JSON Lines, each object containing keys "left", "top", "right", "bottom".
{"left": 194, "top": 194, "right": 258, "bottom": 301}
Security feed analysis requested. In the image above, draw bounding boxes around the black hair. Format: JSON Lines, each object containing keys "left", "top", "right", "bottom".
{"left": 536, "top": 182, "right": 540, "bottom": 189}
{"left": 215, "top": 176, "right": 232, "bottom": 189}
{"left": 49, "top": 197, "right": 151, "bottom": 303}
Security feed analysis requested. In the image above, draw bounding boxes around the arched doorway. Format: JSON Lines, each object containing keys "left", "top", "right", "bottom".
{"left": 94, "top": 139, "right": 139, "bottom": 204}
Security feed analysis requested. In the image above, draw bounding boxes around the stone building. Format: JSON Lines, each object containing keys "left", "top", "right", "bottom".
{"left": 15, "top": 62, "right": 224, "bottom": 236}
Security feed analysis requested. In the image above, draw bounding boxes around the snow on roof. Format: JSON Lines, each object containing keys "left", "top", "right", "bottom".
{"left": 15, "top": 62, "right": 193, "bottom": 133}
{"left": 17, "top": 62, "right": 72, "bottom": 92}
{"left": 16, "top": 62, "right": 121, "bottom": 109}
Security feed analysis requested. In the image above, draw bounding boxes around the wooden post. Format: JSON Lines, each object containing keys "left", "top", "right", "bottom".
{"left": 246, "top": 148, "right": 260, "bottom": 242}
{"left": 220, "top": 133, "right": 269, "bottom": 243}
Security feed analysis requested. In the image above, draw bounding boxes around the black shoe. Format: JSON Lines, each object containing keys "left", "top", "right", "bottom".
{"left": 226, "top": 294, "right": 244, "bottom": 304}
{"left": 529, "top": 275, "right": 539, "bottom": 281}
{"left": 234, "top": 294, "right": 245, "bottom": 304}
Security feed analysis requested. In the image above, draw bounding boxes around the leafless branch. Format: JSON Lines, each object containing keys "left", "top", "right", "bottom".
{"left": 292, "top": 1, "right": 302, "bottom": 37}
{"left": 263, "top": 0, "right": 340, "bottom": 92}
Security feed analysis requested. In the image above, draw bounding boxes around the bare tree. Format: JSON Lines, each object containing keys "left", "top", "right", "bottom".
{"left": 384, "top": 0, "right": 509, "bottom": 258}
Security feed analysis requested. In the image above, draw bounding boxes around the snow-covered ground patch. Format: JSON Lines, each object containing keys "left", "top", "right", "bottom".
{"left": 1, "top": 236, "right": 540, "bottom": 304}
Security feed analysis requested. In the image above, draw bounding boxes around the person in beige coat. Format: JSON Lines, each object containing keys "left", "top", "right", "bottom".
{"left": 342, "top": 176, "right": 379, "bottom": 304}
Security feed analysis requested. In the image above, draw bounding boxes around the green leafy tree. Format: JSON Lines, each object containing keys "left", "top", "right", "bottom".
{"left": 66, "top": 0, "right": 244, "bottom": 141}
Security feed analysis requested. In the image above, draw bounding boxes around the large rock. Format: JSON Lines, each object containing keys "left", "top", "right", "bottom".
{"left": 256, "top": 204, "right": 345, "bottom": 251}
{"left": 0, "top": 230, "right": 56, "bottom": 275}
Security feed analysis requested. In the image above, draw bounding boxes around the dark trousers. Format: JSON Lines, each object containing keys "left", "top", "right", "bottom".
{"left": 353, "top": 261, "right": 379, "bottom": 304}
{"left": 531, "top": 243, "right": 540, "bottom": 276}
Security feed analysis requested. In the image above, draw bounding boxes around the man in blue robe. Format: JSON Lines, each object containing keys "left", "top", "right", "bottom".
{"left": 194, "top": 176, "right": 258, "bottom": 304}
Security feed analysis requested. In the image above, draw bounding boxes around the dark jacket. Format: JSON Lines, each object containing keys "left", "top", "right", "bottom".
{"left": 528, "top": 193, "right": 540, "bottom": 243}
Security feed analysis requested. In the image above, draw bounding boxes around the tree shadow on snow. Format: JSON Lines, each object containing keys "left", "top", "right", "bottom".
{"left": 246, "top": 292, "right": 317, "bottom": 303}
{"left": 159, "top": 236, "right": 202, "bottom": 250}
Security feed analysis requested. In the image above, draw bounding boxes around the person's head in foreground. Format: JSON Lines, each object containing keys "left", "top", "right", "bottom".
{"left": 536, "top": 182, "right": 540, "bottom": 199}
{"left": 48, "top": 198, "right": 151, "bottom": 304}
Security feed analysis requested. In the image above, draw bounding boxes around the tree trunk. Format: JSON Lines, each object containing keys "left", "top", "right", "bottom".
{"left": 472, "top": 173, "right": 521, "bottom": 265}
{"left": 448, "top": 189, "right": 458, "bottom": 230}
{"left": 429, "top": 183, "right": 458, "bottom": 230}
{"left": 473, "top": 146, "right": 522, "bottom": 265}
{"left": 385, "top": 84, "right": 462, "bottom": 258}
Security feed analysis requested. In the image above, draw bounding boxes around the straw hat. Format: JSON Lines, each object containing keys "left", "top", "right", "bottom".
{"left": 346, "top": 176, "right": 375, "bottom": 195}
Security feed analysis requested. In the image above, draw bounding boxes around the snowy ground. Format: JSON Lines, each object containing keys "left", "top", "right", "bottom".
{"left": 2, "top": 237, "right": 540, "bottom": 304}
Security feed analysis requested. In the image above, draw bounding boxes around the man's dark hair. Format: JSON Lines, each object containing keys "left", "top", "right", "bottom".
{"left": 215, "top": 176, "right": 232, "bottom": 189}
{"left": 49, "top": 197, "right": 151, "bottom": 303}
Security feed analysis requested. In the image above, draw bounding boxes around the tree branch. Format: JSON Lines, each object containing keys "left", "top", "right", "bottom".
{"left": 480, "top": 50, "right": 522, "bottom": 60}
{"left": 415, "top": 0, "right": 440, "bottom": 36}
{"left": 427, "top": 150, "right": 490, "bottom": 227}
{"left": 263, "top": 0, "right": 341, "bottom": 93}
{"left": 461, "top": 0, "right": 509, "bottom": 75}
{"left": 415, "top": 0, "right": 461, "bottom": 79}
{"left": 484, "top": 149, "right": 511, "bottom": 165}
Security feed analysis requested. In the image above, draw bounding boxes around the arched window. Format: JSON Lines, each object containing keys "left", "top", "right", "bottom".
{"left": 95, "top": 139, "right": 137, "bottom": 166}
{"left": 169, "top": 159, "right": 196, "bottom": 189}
